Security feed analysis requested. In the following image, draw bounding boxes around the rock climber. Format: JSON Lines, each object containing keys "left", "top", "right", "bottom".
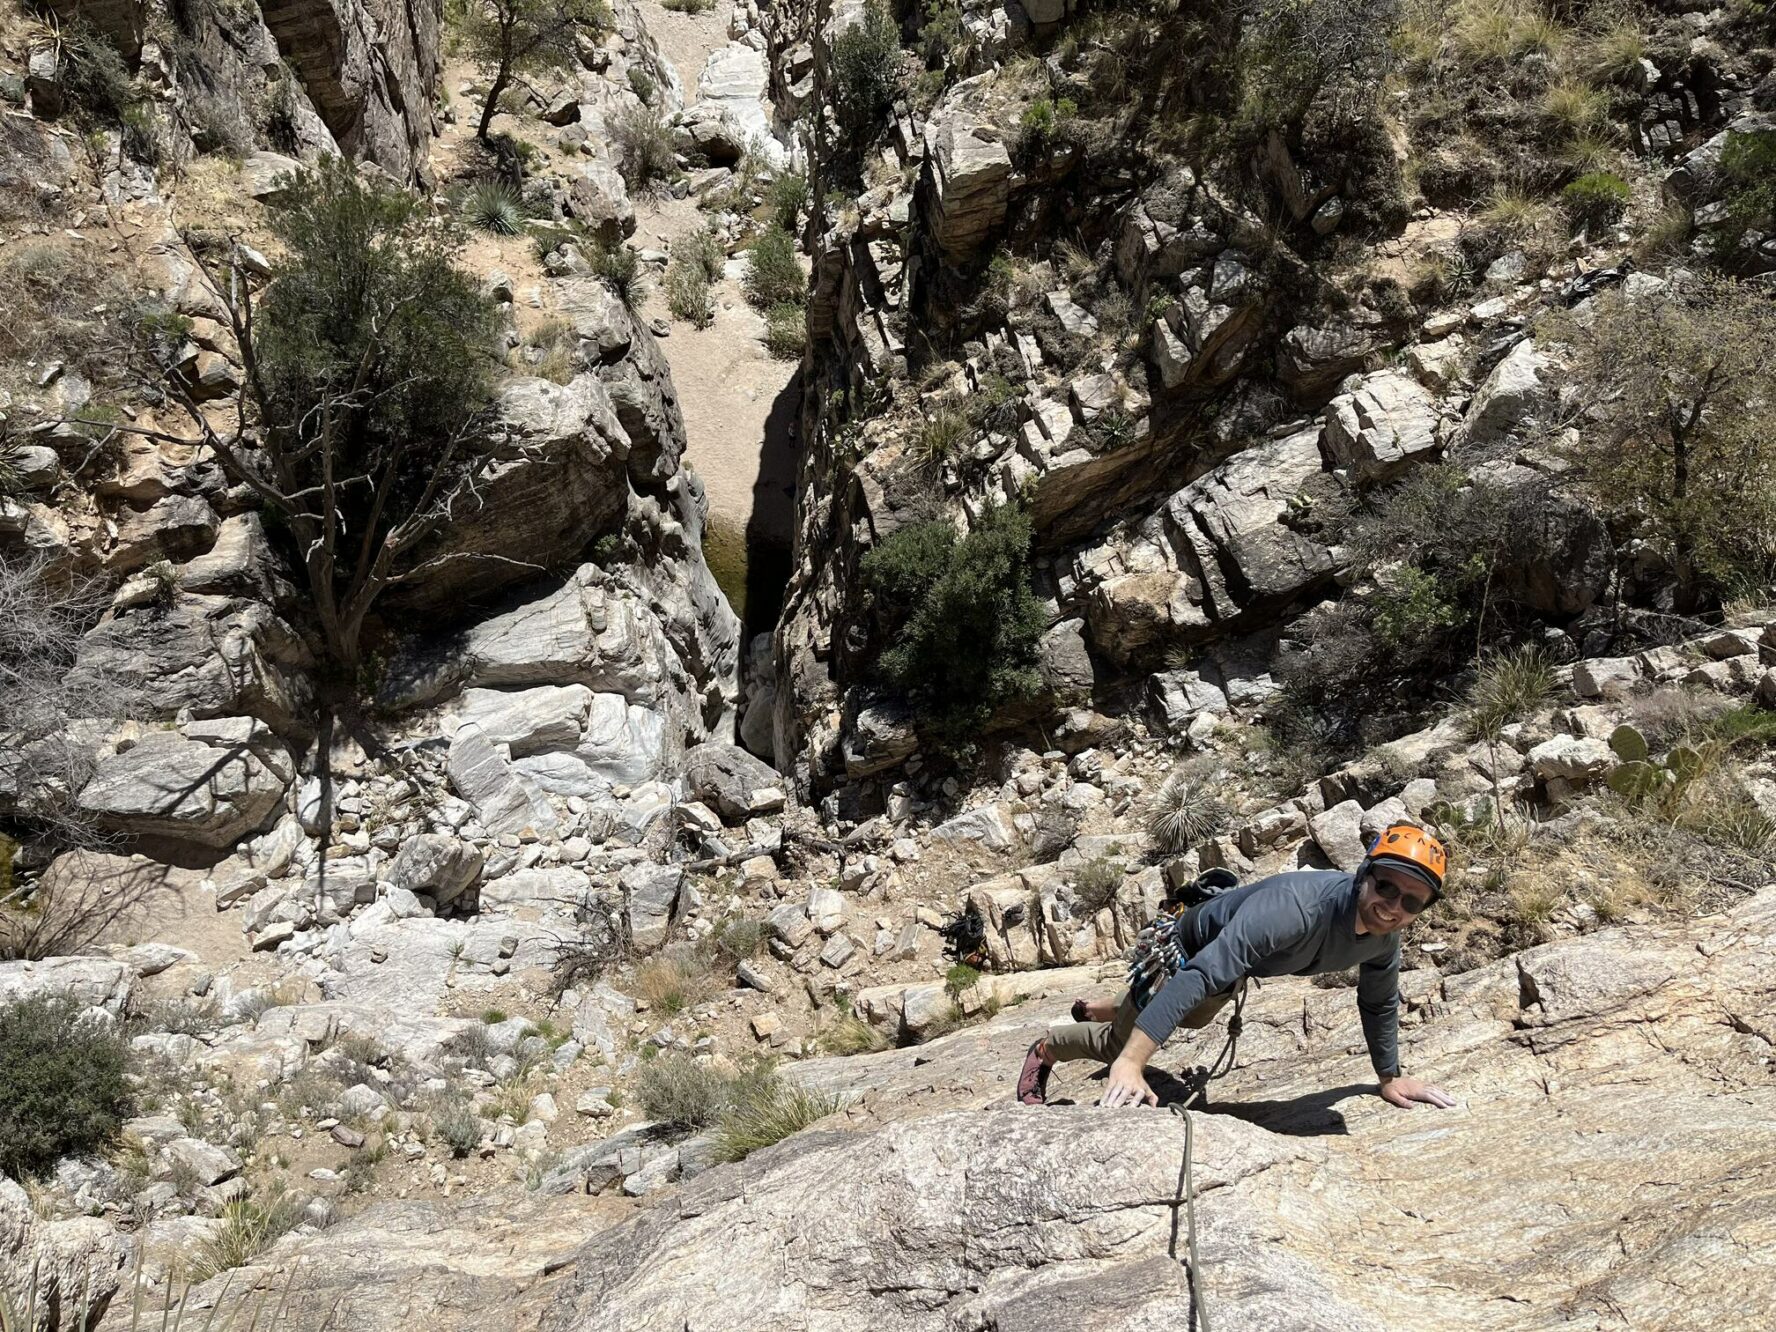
{"left": 1015, "top": 823, "right": 1458, "bottom": 1112}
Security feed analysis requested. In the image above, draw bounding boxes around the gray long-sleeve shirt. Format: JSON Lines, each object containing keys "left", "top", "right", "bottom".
{"left": 1133, "top": 869, "right": 1402, "bottom": 1077}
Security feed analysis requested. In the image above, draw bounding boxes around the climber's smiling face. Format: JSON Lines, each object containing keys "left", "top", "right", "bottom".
{"left": 1356, "top": 865, "right": 1434, "bottom": 936}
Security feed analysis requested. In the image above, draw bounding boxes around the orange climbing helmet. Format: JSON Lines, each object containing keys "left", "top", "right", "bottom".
{"left": 1363, "top": 823, "right": 1448, "bottom": 899}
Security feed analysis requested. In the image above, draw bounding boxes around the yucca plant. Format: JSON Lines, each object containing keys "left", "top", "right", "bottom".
{"left": 1144, "top": 770, "right": 1231, "bottom": 854}
{"left": 460, "top": 180, "right": 527, "bottom": 235}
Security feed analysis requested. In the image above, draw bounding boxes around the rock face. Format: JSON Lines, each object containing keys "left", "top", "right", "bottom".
{"left": 185, "top": 886, "right": 1776, "bottom": 1332}
{"left": 257, "top": 0, "right": 442, "bottom": 185}
{"left": 924, "top": 89, "right": 1011, "bottom": 261}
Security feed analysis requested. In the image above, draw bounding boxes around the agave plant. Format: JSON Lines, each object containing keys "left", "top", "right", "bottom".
{"left": 460, "top": 180, "right": 527, "bottom": 236}
{"left": 1144, "top": 769, "right": 1231, "bottom": 855}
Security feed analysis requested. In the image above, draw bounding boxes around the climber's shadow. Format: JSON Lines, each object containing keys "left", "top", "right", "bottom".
{"left": 1205, "top": 1082, "right": 1370, "bottom": 1137}
{"left": 1057, "top": 1072, "right": 1363, "bottom": 1136}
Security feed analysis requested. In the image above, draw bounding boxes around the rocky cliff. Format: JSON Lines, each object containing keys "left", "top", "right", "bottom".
{"left": 1, "top": 1, "right": 1774, "bottom": 1329}
{"left": 754, "top": 0, "right": 1776, "bottom": 804}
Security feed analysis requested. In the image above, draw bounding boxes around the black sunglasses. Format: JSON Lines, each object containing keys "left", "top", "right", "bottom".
{"left": 1370, "top": 873, "right": 1436, "bottom": 915}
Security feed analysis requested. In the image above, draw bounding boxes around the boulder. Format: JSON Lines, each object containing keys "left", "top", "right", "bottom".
{"left": 75, "top": 719, "right": 293, "bottom": 850}
{"left": 383, "top": 834, "right": 483, "bottom": 907}
{"left": 1464, "top": 340, "right": 1551, "bottom": 446}
{"left": 0, "top": 956, "right": 132, "bottom": 1015}
{"left": 241, "top": 151, "right": 303, "bottom": 200}
{"left": 842, "top": 698, "right": 919, "bottom": 778}
{"left": 567, "top": 163, "right": 636, "bottom": 244}
{"left": 386, "top": 374, "right": 630, "bottom": 612}
{"left": 621, "top": 863, "right": 682, "bottom": 950}
{"left": 679, "top": 742, "right": 781, "bottom": 823}
{"left": 1309, "top": 798, "right": 1366, "bottom": 871}
{"left": 1528, "top": 736, "right": 1615, "bottom": 784}
{"left": 552, "top": 277, "right": 634, "bottom": 363}
{"left": 445, "top": 724, "right": 559, "bottom": 838}
{"left": 70, "top": 594, "right": 314, "bottom": 737}
{"left": 672, "top": 102, "right": 747, "bottom": 165}
{"left": 457, "top": 686, "right": 593, "bottom": 757}
{"left": 1322, "top": 369, "right": 1442, "bottom": 484}
{"left": 105, "top": 495, "right": 219, "bottom": 575}
{"left": 695, "top": 45, "right": 786, "bottom": 168}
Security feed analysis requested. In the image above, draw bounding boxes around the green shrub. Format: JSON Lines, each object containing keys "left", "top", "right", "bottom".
{"left": 187, "top": 1186, "right": 304, "bottom": 1280}
{"left": 1070, "top": 856, "right": 1125, "bottom": 911}
{"left": 699, "top": 913, "right": 766, "bottom": 966}
{"left": 1561, "top": 171, "right": 1630, "bottom": 231}
{"left": 590, "top": 238, "right": 644, "bottom": 306}
{"left": 682, "top": 224, "right": 726, "bottom": 282}
{"left": 120, "top": 102, "right": 160, "bottom": 166}
{"left": 665, "top": 258, "right": 714, "bottom": 327}
{"left": 743, "top": 225, "right": 804, "bottom": 309}
{"left": 909, "top": 406, "right": 969, "bottom": 468}
{"left": 1016, "top": 96, "right": 1077, "bottom": 160}
{"left": 1371, "top": 565, "right": 1463, "bottom": 649}
{"left": 832, "top": 0, "right": 903, "bottom": 147}
{"left": 436, "top": 1103, "right": 482, "bottom": 1156}
{"left": 635, "top": 1053, "right": 732, "bottom": 1130}
{"left": 944, "top": 963, "right": 981, "bottom": 997}
{"left": 610, "top": 105, "right": 675, "bottom": 194}
{"left": 1465, "top": 644, "right": 1557, "bottom": 741}
{"left": 57, "top": 22, "right": 133, "bottom": 126}
{"left": 634, "top": 946, "right": 716, "bottom": 1015}
{"left": 627, "top": 66, "right": 656, "bottom": 106}
{"left": 1718, "top": 130, "right": 1776, "bottom": 258}
{"left": 767, "top": 172, "right": 809, "bottom": 231}
{"left": 661, "top": 0, "right": 714, "bottom": 11}
{"left": 763, "top": 302, "right": 805, "bottom": 359}
{"left": 819, "top": 1011, "right": 890, "bottom": 1055}
{"left": 460, "top": 179, "right": 527, "bottom": 234}
{"left": 0, "top": 995, "right": 129, "bottom": 1180}
{"left": 861, "top": 504, "right": 1046, "bottom": 749}
{"left": 1544, "top": 278, "right": 1776, "bottom": 606}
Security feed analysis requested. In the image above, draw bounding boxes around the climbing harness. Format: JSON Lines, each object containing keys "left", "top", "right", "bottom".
{"left": 1125, "top": 868, "right": 1240, "bottom": 1010}
{"left": 1165, "top": 976, "right": 1248, "bottom": 1332}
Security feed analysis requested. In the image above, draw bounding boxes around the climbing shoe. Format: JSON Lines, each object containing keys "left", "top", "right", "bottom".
{"left": 1016, "top": 1041, "right": 1051, "bottom": 1106}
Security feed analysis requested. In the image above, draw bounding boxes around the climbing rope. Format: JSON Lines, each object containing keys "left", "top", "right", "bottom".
{"left": 1165, "top": 977, "right": 1248, "bottom": 1332}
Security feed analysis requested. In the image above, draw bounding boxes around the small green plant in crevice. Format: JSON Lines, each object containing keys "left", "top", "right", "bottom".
{"left": 590, "top": 239, "right": 644, "bottom": 307}
{"left": 633, "top": 945, "right": 716, "bottom": 1016}
{"left": 1465, "top": 643, "right": 1557, "bottom": 743}
{"left": 909, "top": 406, "right": 969, "bottom": 469}
{"left": 1561, "top": 171, "right": 1630, "bottom": 232}
{"left": 460, "top": 179, "right": 528, "bottom": 234}
{"left": 186, "top": 1185, "right": 305, "bottom": 1281}
{"left": 1016, "top": 96, "right": 1077, "bottom": 161}
{"left": 0, "top": 995, "right": 130, "bottom": 1181}
{"left": 943, "top": 963, "right": 981, "bottom": 998}
{"left": 627, "top": 66, "right": 656, "bottom": 106}
{"left": 1070, "top": 856, "right": 1125, "bottom": 912}
{"left": 712, "top": 1077, "right": 845, "bottom": 1163}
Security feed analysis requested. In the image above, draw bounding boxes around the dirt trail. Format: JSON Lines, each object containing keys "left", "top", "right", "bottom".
{"left": 631, "top": 0, "right": 799, "bottom": 559}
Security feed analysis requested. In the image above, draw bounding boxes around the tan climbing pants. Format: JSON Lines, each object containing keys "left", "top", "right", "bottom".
{"left": 1044, "top": 986, "right": 1233, "bottom": 1065}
